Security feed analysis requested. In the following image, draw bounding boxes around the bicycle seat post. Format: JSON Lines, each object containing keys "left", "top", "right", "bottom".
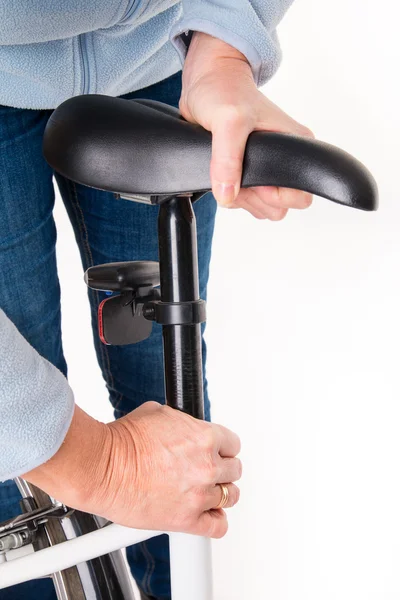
{"left": 158, "top": 194, "right": 204, "bottom": 419}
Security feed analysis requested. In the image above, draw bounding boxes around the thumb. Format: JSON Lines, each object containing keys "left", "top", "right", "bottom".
{"left": 210, "top": 111, "right": 252, "bottom": 207}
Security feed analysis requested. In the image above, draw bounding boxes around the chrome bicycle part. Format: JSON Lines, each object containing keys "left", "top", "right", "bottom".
{"left": 0, "top": 479, "right": 135, "bottom": 599}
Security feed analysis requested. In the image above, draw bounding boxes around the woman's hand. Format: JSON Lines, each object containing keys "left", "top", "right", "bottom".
{"left": 180, "top": 32, "right": 315, "bottom": 220}
{"left": 23, "top": 403, "right": 242, "bottom": 539}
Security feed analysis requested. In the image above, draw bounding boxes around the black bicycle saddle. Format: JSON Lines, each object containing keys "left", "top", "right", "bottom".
{"left": 43, "top": 95, "right": 378, "bottom": 211}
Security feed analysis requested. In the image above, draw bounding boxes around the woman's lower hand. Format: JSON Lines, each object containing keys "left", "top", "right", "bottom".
{"left": 180, "top": 31, "right": 315, "bottom": 220}
{"left": 23, "top": 402, "right": 242, "bottom": 539}
{"left": 99, "top": 402, "right": 241, "bottom": 538}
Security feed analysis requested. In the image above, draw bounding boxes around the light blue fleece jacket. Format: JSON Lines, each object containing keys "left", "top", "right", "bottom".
{"left": 0, "top": 0, "right": 293, "bottom": 109}
{"left": 0, "top": 309, "right": 74, "bottom": 481}
{"left": 0, "top": 1, "right": 293, "bottom": 479}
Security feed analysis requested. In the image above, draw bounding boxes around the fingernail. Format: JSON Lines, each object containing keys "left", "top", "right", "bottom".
{"left": 301, "top": 191, "right": 313, "bottom": 208}
{"left": 215, "top": 182, "right": 238, "bottom": 207}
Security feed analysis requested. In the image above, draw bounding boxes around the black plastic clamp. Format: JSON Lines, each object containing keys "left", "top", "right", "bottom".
{"left": 143, "top": 299, "right": 206, "bottom": 326}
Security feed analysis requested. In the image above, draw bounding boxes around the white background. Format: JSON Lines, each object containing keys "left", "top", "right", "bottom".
{"left": 53, "top": 1, "right": 400, "bottom": 599}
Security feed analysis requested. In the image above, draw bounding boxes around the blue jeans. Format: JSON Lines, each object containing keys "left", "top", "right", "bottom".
{"left": 0, "top": 71, "right": 216, "bottom": 600}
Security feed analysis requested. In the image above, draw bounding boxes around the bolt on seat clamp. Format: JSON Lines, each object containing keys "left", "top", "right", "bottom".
{"left": 143, "top": 299, "right": 206, "bottom": 326}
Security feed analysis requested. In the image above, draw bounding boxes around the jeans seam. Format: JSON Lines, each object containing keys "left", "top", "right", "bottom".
{"left": 63, "top": 178, "right": 115, "bottom": 389}
{"left": 113, "top": 391, "right": 124, "bottom": 413}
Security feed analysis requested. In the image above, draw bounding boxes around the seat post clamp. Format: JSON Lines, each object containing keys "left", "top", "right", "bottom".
{"left": 143, "top": 299, "right": 206, "bottom": 326}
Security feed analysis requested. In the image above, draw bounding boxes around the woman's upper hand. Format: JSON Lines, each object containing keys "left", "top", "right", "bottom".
{"left": 179, "top": 31, "right": 315, "bottom": 221}
{"left": 23, "top": 402, "right": 242, "bottom": 539}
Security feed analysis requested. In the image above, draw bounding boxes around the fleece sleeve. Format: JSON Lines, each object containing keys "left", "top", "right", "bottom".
{"left": 0, "top": 308, "right": 74, "bottom": 481}
{"left": 169, "top": 0, "right": 294, "bottom": 87}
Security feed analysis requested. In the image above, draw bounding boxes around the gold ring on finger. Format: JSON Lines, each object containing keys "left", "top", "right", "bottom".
{"left": 215, "top": 483, "right": 229, "bottom": 509}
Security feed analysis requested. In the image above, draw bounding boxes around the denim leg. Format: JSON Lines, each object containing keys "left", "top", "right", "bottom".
{"left": 56, "top": 68, "right": 217, "bottom": 600}
{"left": 0, "top": 71, "right": 215, "bottom": 599}
{"left": 0, "top": 105, "right": 62, "bottom": 599}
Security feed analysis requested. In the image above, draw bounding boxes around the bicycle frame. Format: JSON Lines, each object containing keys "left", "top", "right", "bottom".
{"left": 0, "top": 195, "right": 214, "bottom": 599}
{"left": 0, "top": 526, "right": 213, "bottom": 599}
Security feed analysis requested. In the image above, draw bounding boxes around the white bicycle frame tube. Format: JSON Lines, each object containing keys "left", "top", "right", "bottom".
{"left": 0, "top": 526, "right": 213, "bottom": 600}
{"left": 170, "top": 534, "right": 213, "bottom": 599}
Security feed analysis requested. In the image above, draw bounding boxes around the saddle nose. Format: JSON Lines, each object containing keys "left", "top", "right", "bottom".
{"left": 43, "top": 94, "right": 378, "bottom": 211}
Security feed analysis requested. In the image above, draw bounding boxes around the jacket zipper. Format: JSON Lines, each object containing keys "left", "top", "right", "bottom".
{"left": 78, "top": 34, "right": 90, "bottom": 95}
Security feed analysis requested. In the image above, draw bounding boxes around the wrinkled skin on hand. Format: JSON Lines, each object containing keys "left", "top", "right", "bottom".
{"left": 23, "top": 403, "right": 242, "bottom": 539}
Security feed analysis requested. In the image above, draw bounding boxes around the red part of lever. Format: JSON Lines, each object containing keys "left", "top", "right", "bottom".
{"left": 98, "top": 297, "right": 110, "bottom": 345}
